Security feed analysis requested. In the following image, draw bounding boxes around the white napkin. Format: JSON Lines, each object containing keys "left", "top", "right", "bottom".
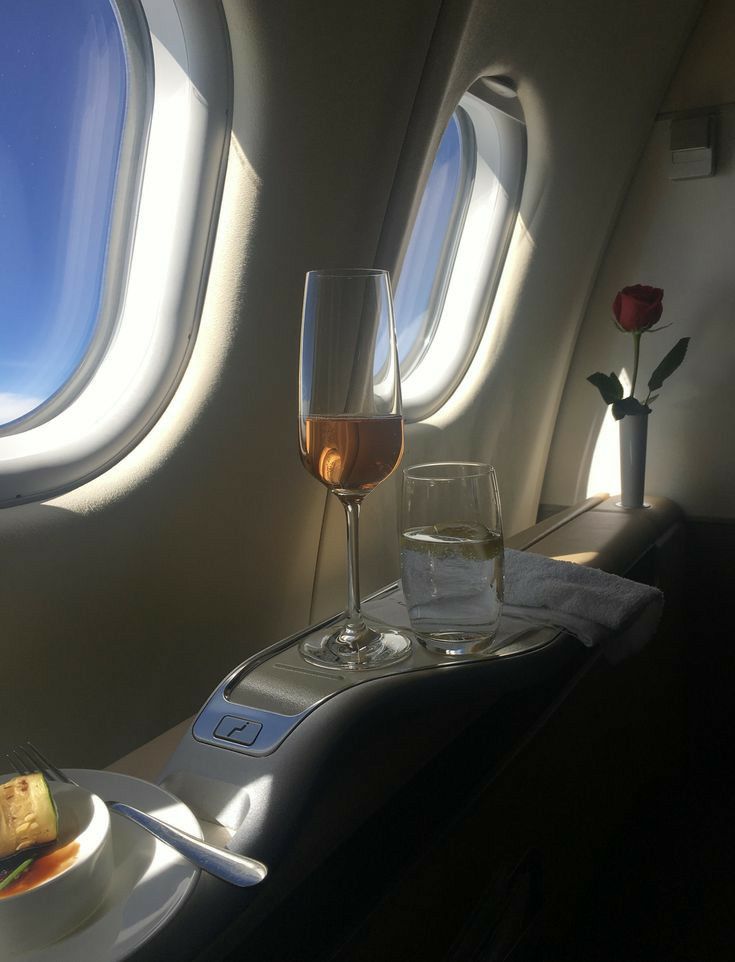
{"left": 503, "top": 548, "right": 663, "bottom": 661}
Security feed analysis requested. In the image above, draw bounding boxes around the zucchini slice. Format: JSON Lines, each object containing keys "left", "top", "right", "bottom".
{"left": 0, "top": 773, "right": 58, "bottom": 859}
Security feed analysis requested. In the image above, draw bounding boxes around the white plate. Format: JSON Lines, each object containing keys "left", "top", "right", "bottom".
{"left": 12, "top": 770, "right": 201, "bottom": 962}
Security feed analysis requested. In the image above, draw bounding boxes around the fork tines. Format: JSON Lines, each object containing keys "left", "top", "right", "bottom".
{"left": 7, "top": 743, "right": 69, "bottom": 784}
{"left": 6, "top": 747, "right": 33, "bottom": 777}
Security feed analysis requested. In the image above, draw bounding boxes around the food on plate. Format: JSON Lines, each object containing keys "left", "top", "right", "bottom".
{"left": 0, "top": 843, "right": 80, "bottom": 897}
{"left": 0, "top": 773, "right": 58, "bottom": 859}
{"left": 0, "top": 779, "right": 106, "bottom": 950}
{"left": 0, "top": 772, "right": 67, "bottom": 897}
{"left": 0, "top": 857, "right": 34, "bottom": 893}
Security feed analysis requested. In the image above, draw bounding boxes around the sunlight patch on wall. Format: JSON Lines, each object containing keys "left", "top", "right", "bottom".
{"left": 552, "top": 550, "right": 599, "bottom": 566}
{"left": 585, "top": 368, "right": 631, "bottom": 498}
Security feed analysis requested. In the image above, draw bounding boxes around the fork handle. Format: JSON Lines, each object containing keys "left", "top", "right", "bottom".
{"left": 109, "top": 802, "right": 267, "bottom": 887}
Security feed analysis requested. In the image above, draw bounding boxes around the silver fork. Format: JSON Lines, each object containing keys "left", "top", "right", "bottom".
{"left": 8, "top": 743, "right": 267, "bottom": 888}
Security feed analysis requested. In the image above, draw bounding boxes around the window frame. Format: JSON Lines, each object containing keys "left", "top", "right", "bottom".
{"left": 0, "top": 0, "right": 232, "bottom": 507}
{"left": 397, "top": 85, "right": 526, "bottom": 422}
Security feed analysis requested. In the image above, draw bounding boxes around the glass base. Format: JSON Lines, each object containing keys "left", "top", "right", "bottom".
{"left": 416, "top": 630, "right": 497, "bottom": 657}
{"left": 300, "top": 623, "right": 412, "bottom": 670}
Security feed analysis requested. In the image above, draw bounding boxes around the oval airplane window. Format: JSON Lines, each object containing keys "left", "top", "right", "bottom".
{"left": 395, "top": 87, "right": 526, "bottom": 421}
{"left": 0, "top": 0, "right": 129, "bottom": 430}
{"left": 0, "top": 0, "right": 231, "bottom": 506}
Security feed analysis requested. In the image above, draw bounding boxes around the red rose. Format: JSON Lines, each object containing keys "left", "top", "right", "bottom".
{"left": 612, "top": 285, "right": 664, "bottom": 333}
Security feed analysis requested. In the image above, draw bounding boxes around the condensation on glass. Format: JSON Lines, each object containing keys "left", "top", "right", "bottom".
{"left": 0, "top": 0, "right": 128, "bottom": 429}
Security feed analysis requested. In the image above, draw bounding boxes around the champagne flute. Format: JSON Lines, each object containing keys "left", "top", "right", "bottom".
{"left": 298, "top": 268, "right": 412, "bottom": 669}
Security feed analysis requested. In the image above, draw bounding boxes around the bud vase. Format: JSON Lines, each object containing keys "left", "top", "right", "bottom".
{"left": 619, "top": 413, "right": 650, "bottom": 508}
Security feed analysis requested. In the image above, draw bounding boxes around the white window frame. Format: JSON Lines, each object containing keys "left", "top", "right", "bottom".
{"left": 0, "top": 0, "right": 231, "bottom": 507}
{"left": 399, "top": 86, "right": 526, "bottom": 422}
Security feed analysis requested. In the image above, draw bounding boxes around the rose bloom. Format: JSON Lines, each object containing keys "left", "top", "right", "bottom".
{"left": 612, "top": 285, "right": 663, "bottom": 333}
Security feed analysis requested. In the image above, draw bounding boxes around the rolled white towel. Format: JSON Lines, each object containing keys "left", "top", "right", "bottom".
{"left": 503, "top": 548, "right": 664, "bottom": 660}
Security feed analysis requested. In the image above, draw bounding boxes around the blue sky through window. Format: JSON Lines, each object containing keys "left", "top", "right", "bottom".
{"left": 0, "top": 0, "right": 127, "bottom": 427}
{"left": 394, "top": 113, "right": 463, "bottom": 368}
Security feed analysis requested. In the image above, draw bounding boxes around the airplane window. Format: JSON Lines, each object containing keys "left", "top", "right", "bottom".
{"left": 0, "top": 0, "right": 128, "bottom": 430}
{"left": 394, "top": 109, "right": 476, "bottom": 375}
{"left": 0, "top": 0, "right": 230, "bottom": 506}
{"left": 395, "top": 89, "right": 526, "bottom": 420}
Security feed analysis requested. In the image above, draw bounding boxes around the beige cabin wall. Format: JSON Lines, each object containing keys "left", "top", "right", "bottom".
{"left": 541, "top": 0, "right": 735, "bottom": 519}
{"left": 0, "top": 0, "right": 443, "bottom": 767}
{"left": 311, "top": 0, "right": 703, "bottom": 620}
{"left": 0, "top": 0, "right": 707, "bottom": 765}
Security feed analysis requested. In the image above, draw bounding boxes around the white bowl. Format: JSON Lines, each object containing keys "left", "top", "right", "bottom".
{"left": 0, "top": 779, "right": 113, "bottom": 954}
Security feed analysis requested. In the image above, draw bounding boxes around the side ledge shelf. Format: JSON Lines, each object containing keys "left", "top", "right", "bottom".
{"left": 109, "top": 494, "right": 684, "bottom": 779}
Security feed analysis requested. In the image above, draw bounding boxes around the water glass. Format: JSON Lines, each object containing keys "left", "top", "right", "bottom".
{"left": 400, "top": 462, "right": 504, "bottom": 655}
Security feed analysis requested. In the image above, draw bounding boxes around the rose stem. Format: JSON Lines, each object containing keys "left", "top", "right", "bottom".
{"left": 630, "top": 331, "right": 641, "bottom": 399}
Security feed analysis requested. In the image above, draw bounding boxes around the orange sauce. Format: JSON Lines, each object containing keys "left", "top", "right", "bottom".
{"left": 0, "top": 841, "right": 80, "bottom": 899}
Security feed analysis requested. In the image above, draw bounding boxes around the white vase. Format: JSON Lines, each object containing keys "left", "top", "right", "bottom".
{"left": 619, "top": 413, "right": 649, "bottom": 508}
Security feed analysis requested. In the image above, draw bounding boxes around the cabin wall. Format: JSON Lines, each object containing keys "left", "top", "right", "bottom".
{"left": 0, "top": 0, "right": 443, "bottom": 766}
{"left": 311, "top": 0, "right": 703, "bottom": 620}
{"left": 0, "top": 0, "right": 704, "bottom": 766}
{"left": 542, "top": 0, "right": 735, "bottom": 520}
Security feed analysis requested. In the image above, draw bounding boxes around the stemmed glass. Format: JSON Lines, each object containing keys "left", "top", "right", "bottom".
{"left": 298, "top": 268, "right": 412, "bottom": 669}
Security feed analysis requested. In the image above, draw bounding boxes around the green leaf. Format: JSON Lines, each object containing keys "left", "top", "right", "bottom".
{"left": 587, "top": 371, "right": 624, "bottom": 405}
{"left": 647, "top": 337, "right": 690, "bottom": 392}
{"left": 0, "top": 858, "right": 34, "bottom": 892}
{"left": 612, "top": 397, "right": 652, "bottom": 420}
{"left": 647, "top": 393, "right": 660, "bottom": 404}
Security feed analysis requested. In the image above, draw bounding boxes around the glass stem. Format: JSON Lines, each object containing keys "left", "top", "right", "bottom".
{"left": 339, "top": 494, "right": 370, "bottom": 649}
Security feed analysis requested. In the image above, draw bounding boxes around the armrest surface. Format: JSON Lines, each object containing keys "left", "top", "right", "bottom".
{"left": 109, "top": 495, "right": 683, "bottom": 778}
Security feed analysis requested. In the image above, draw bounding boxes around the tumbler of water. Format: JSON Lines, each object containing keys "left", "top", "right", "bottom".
{"left": 400, "top": 462, "right": 504, "bottom": 656}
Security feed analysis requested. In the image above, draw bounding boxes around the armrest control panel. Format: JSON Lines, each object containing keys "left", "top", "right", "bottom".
{"left": 191, "top": 585, "right": 560, "bottom": 757}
